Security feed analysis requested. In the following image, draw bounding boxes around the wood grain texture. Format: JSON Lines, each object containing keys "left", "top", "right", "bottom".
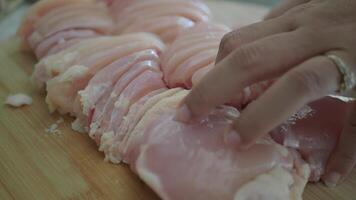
{"left": 0, "top": 1, "right": 355, "bottom": 200}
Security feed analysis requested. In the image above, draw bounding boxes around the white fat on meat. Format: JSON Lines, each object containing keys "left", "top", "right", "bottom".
{"left": 88, "top": 58, "right": 164, "bottom": 143}
{"left": 73, "top": 50, "right": 161, "bottom": 132}
{"left": 102, "top": 88, "right": 180, "bottom": 163}
{"left": 79, "top": 49, "right": 160, "bottom": 116}
{"left": 233, "top": 166, "right": 309, "bottom": 200}
{"left": 101, "top": 70, "right": 166, "bottom": 141}
{"left": 99, "top": 88, "right": 167, "bottom": 163}
{"left": 36, "top": 34, "right": 164, "bottom": 115}
{"left": 32, "top": 34, "right": 164, "bottom": 91}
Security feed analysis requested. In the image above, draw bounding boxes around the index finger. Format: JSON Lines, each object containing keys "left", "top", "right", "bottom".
{"left": 235, "top": 54, "right": 342, "bottom": 147}
{"left": 176, "top": 27, "right": 333, "bottom": 122}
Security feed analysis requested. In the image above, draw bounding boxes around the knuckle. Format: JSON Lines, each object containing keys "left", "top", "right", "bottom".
{"left": 287, "top": 67, "right": 326, "bottom": 96}
{"left": 298, "top": 26, "right": 320, "bottom": 41}
{"left": 227, "top": 45, "right": 267, "bottom": 84}
{"left": 278, "top": 13, "right": 298, "bottom": 30}
{"left": 229, "top": 44, "right": 265, "bottom": 73}
{"left": 283, "top": 2, "right": 319, "bottom": 27}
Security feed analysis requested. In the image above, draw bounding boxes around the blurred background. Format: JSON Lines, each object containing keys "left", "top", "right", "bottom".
{"left": 0, "top": 0, "right": 281, "bottom": 40}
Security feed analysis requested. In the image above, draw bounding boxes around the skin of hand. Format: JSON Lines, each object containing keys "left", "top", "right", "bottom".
{"left": 176, "top": 0, "right": 356, "bottom": 187}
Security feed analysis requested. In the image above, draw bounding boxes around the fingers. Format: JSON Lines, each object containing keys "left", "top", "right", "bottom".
{"left": 177, "top": 28, "right": 332, "bottom": 122}
{"left": 234, "top": 53, "right": 343, "bottom": 147}
{"left": 322, "top": 101, "right": 356, "bottom": 187}
{"left": 264, "top": 0, "right": 310, "bottom": 20}
{"left": 216, "top": 16, "right": 295, "bottom": 63}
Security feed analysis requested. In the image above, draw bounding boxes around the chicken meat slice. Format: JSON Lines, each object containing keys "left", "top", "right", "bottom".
{"left": 32, "top": 34, "right": 164, "bottom": 91}
{"left": 29, "top": 6, "right": 113, "bottom": 45}
{"left": 110, "top": 0, "right": 211, "bottom": 43}
{"left": 31, "top": 34, "right": 164, "bottom": 114}
{"left": 161, "top": 22, "right": 230, "bottom": 88}
{"left": 89, "top": 59, "right": 163, "bottom": 143}
{"left": 33, "top": 29, "right": 99, "bottom": 59}
{"left": 17, "top": 0, "right": 104, "bottom": 50}
{"left": 104, "top": 89, "right": 181, "bottom": 163}
{"left": 122, "top": 16, "right": 195, "bottom": 43}
{"left": 98, "top": 70, "right": 166, "bottom": 142}
{"left": 107, "top": 89, "right": 309, "bottom": 200}
{"left": 71, "top": 49, "right": 160, "bottom": 131}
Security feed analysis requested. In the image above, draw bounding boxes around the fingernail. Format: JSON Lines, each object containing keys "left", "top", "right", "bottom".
{"left": 323, "top": 172, "right": 341, "bottom": 188}
{"left": 174, "top": 104, "right": 192, "bottom": 123}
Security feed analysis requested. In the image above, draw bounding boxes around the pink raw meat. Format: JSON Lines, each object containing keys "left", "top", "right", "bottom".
{"left": 89, "top": 59, "right": 162, "bottom": 143}
{"left": 30, "top": 15, "right": 113, "bottom": 46}
{"left": 80, "top": 49, "right": 160, "bottom": 116}
{"left": 45, "top": 37, "right": 91, "bottom": 57}
{"left": 161, "top": 22, "right": 229, "bottom": 87}
{"left": 35, "top": 34, "right": 164, "bottom": 114}
{"left": 113, "top": 0, "right": 210, "bottom": 17}
{"left": 110, "top": 0, "right": 211, "bottom": 42}
{"left": 33, "top": 29, "right": 99, "bottom": 59}
{"left": 122, "top": 16, "right": 195, "bottom": 43}
{"left": 29, "top": 3, "right": 113, "bottom": 44}
{"left": 97, "top": 70, "right": 166, "bottom": 150}
{"left": 17, "top": 0, "right": 107, "bottom": 50}
{"left": 107, "top": 70, "right": 165, "bottom": 133}
{"left": 31, "top": 36, "right": 118, "bottom": 90}
{"left": 169, "top": 49, "right": 218, "bottom": 88}
{"left": 164, "top": 41, "right": 220, "bottom": 80}
{"left": 22, "top": 1, "right": 352, "bottom": 199}
{"left": 115, "top": 89, "right": 309, "bottom": 200}
{"left": 272, "top": 97, "right": 349, "bottom": 181}
{"left": 45, "top": 42, "right": 161, "bottom": 115}
{"left": 106, "top": 89, "right": 181, "bottom": 163}
{"left": 161, "top": 22, "right": 230, "bottom": 60}
{"left": 71, "top": 49, "right": 160, "bottom": 131}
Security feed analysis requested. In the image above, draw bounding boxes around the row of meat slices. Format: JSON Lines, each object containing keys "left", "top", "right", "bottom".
{"left": 18, "top": 0, "right": 114, "bottom": 59}
{"left": 109, "top": 0, "right": 211, "bottom": 43}
{"left": 160, "top": 22, "right": 274, "bottom": 107}
{"left": 20, "top": 0, "right": 351, "bottom": 199}
{"left": 17, "top": 0, "right": 212, "bottom": 60}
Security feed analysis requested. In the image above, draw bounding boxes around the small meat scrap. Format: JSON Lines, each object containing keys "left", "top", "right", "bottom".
{"left": 5, "top": 93, "right": 33, "bottom": 107}
{"left": 45, "top": 117, "right": 64, "bottom": 135}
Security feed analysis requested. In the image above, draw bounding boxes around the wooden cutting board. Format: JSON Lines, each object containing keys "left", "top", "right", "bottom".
{"left": 0, "top": 1, "right": 355, "bottom": 200}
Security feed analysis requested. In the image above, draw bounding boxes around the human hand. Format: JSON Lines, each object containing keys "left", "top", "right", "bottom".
{"left": 176, "top": 0, "right": 356, "bottom": 186}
